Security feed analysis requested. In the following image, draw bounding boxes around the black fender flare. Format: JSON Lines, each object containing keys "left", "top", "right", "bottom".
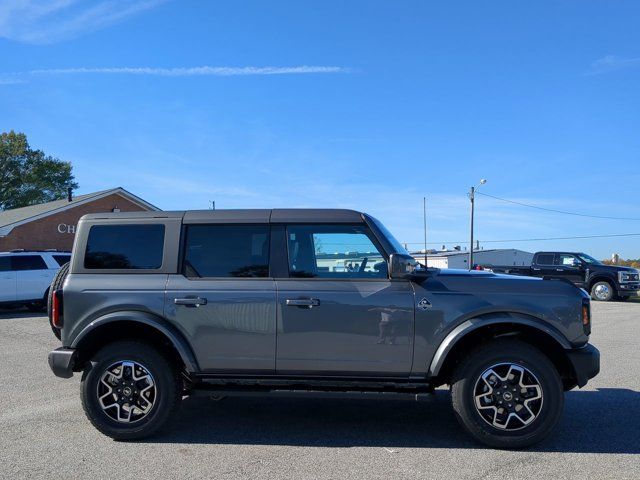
{"left": 428, "top": 313, "right": 571, "bottom": 377}
{"left": 71, "top": 310, "right": 199, "bottom": 373}
{"left": 587, "top": 274, "right": 617, "bottom": 291}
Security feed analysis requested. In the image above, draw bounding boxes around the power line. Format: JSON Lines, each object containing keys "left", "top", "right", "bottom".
{"left": 403, "top": 232, "right": 640, "bottom": 245}
{"left": 476, "top": 191, "right": 640, "bottom": 221}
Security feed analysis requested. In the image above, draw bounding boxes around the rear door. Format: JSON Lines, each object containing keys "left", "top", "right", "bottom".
{"left": 275, "top": 224, "right": 415, "bottom": 376}
{"left": 165, "top": 224, "right": 277, "bottom": 374}
{"left": 0, "top": 256, "right": 16, "bottom": 302}
{"left": 13, "top": 255, "right": 50, "bottom": 301}
{"left": 531, "top": 253, "right": 556, "bottom": 277}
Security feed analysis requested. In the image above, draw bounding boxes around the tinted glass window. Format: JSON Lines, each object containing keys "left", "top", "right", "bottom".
{"left": 53, "top": 255, "right": 71, "bottom": 267}
{"left": 85, "top": 225, "right": 165, "bottom": 269}
{"left": 183, "top": 225, "right": 269, "bottom": 278}
{"left": 287, "top": 225, "right": 387, "bottom": 279}
{"left": 12, "top": 255, "right": 47, "bottom": 271}
{"left": 535, "top": 253, "right": 555, "bottom": 265}
{"left": 557, "top": 254, "right": 579, "bottom": 266}
{"left": 0, "top": 257, "right": 10, "bottom": 272}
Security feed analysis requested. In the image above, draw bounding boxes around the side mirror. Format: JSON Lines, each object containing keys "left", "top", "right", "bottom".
{"left": 389, "top": 253, "right": 419, "bottom": 279}
{"left": 572, "top": 259, "right": 582, "bottom": 268}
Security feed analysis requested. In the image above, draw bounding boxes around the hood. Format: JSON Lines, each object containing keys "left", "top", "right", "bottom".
{"left": 591, "top": 264, "right": 638, "bottom": 273}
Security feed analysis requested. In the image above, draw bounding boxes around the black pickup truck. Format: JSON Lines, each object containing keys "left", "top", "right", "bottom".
{"left": 485, "top": 251, "right": 639, "bottom": 302}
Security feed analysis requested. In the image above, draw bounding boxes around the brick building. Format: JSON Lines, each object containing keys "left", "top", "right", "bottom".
{"left": 0, "top": 188, "right": 159, "bottom": 252}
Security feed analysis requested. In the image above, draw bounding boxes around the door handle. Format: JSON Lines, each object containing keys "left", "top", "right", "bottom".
{"left": 556, "top": 269, "right": 564, "bottom": 272}
{"left": 532, "top": 267, "right": 541, "bottom": 271}
{"left": 286, "top": 298, "right": 320, "bottom": 308}
{"left": 174, "top": 297, "right": 207, "bottom": 307}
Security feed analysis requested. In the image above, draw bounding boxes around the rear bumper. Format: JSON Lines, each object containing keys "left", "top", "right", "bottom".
{"left": 566, "top": 343, "right": 600, "bottom": 388}
{"left": 48, "top": 347, "right": 77, "bottom": 378}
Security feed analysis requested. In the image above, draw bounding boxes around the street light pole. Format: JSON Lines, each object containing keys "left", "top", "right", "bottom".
{"left": 469, "top": 186, "right": 475, "bottom": 271}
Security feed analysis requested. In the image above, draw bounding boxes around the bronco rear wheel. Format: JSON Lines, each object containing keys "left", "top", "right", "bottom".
{"left": 451, "top": 339, "right": 563, "bottom": 449}
{"left": 81, "top": 340, "right": 181, "bottom": 440}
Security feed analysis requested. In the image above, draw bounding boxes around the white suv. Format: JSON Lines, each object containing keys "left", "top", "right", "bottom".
{"left": 0, "top": 251, "right": 71, "bottom": 311}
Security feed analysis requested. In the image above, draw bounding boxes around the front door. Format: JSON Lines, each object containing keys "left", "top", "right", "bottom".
{"left": 555, "top": 253, "right": 587, "bottom": 286}
{"left": 276, "top": 224, "right": 415, "bottom": 376}
{"left": 165, "top": 224, "right": 276, "bottom": 374}
{"left": 0, "top": 257, "right": 16, "bottom": 302}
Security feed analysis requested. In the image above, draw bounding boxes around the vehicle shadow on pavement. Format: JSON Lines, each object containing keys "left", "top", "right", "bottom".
{"left": 0, "top": 309, "right": 46, "bottom": 320}
{"left": 150, "top": 387, "right": 640, "bottom": 453}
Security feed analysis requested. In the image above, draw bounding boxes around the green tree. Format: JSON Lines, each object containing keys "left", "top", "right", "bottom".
{"left": 0, "top": 131, "right": 78, "bottom": 210}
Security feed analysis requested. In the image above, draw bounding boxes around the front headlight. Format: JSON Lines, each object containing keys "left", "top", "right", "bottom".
{"left": 619, "top": 270, "right": 640, "bottom": 283}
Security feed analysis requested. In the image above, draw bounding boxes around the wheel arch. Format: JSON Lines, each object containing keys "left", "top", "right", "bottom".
{"left": 587, "top": 275, "right": 615, "bottom": 290}
{"left": 71, "top": 311, "right": 199, "bottom": 373}
{"left": 429, "top": 314, "right": 577, "bottom": 390}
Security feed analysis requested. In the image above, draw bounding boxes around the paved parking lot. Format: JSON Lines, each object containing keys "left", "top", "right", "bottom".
{"left": 1, "top": 302, "right": 639, "bottom": 480}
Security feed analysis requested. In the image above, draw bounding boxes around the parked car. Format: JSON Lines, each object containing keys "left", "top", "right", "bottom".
{"left": 47, "top": 209, "right": 599, "bottom": 448}
{"left": 482, "top": 251, "right": 640, "bottom": 302}
{"left": 0, "top": 250, "right": 71, "bottom": 311}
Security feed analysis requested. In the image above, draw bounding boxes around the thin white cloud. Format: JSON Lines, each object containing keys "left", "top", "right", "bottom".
{"left": 589, "top": 55, "right": 640, "bottom": 74}
{"left": 0, "top": 0, "right": 167, "bottom": 44}
{"left": 26, "top": 65, "right": 351, "bottom": 76}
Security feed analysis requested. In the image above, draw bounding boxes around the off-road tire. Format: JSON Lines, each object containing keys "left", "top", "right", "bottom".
{"left": 80, "top": 340, "right": 182, "bottom": 440}
{"left": 47, "top": 262, "right": 70, "bottom": 340}
{"left": 451, "top": 339, "right": 564, "bottom": 449}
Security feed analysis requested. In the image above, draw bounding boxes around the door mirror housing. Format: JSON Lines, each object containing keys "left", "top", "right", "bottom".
{"left": 571, "top": 259, "right": 582, "bottom": 268}
{"left": 389, "top": 254, "right": 420, "bottom": 279}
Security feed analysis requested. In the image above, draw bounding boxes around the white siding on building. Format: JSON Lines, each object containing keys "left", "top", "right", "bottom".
{"left": 415, "top": 249, "right": 534, "bottom": 269}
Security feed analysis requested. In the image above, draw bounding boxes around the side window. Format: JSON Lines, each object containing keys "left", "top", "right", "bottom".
{"left": 12, "top": 255, "right": 47, "bottom": 271}
{"left": 557, "top": 254, "right": 578, "bottom": 266}
{"left": 535, "top": 253, "right": 555, "bottom": 266}
{"left": 0, "top": 257, "right": 10, "bottom": 272}
{"left": 287, "top": 225, "right": 387, "bottom": 279}
{"left": 52, "top": 255, "right": 71, "bottom": 267}
{"left": 183, "top": 225, "right": 269, "bottom": 278}
{"left": 85, "top": 225, "right": 165, "bottom": 269}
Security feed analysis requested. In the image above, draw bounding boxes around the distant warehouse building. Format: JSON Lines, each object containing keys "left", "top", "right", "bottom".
{"left": 0, "top": 187, "right": 159, "bottom": 252}
{"left": 414, "top": 248, "right": 534, "bottom": 269}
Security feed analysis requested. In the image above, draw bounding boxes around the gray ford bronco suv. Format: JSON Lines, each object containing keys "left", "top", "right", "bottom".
{"left": 47, "top": 209, "right": 599, "bottom": 448}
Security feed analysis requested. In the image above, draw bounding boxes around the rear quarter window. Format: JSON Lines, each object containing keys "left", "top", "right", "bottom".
{"left": 52, "top": 255, "right": 71, "bottom": 267}
{"left": 84, "top": 224, "right": 165, "bottom": 270}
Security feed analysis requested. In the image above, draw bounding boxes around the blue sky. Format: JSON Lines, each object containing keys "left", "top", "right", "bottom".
{"left": 1, "top": 0, "right": 639, "bottom": 258}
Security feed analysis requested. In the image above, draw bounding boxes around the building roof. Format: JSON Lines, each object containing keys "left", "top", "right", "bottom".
{"left": 0, "top": 187, "right": 160, "bottom": 235}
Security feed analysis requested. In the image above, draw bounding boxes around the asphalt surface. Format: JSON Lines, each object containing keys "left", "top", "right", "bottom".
{"left": 1, "top": 302, "right": 639, "bottom": 480}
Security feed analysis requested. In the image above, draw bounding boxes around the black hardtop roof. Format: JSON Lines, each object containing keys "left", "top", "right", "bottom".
{"left": 80, "top": 208, "right": 366, "bottom": 224}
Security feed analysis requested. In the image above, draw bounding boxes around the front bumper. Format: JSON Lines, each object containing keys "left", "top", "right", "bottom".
{"left": 617, "top": 282, "right": 639, "bottom": 295}
{"left": 48, "top": 348, "right": 77, "bottom": 378}
{"left": 566, "top": 343, "right": 600, "bottom": 388}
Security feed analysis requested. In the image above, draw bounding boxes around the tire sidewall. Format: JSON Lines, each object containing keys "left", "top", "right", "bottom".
{"left": 81, "top": 342, "right": 178, "bottom": 439}
{"left": 452, "top": 342, "right": 564, "bottom": 449}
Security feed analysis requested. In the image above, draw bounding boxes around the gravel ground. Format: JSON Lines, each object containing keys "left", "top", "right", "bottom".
{"left": 0, "top": 302, "right": 638, "bottom": 480}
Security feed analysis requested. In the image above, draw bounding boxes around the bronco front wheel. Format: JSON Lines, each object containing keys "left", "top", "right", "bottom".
{"left": 451, "top": 339, "right": 564, "bottom": 449}
{"left": 80, "top": 341, "right": 181, "bottom": 440}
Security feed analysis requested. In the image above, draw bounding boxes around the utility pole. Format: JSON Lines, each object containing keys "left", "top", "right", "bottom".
{"left": 423, "top": 196, "right": 428, "bottom": 267}
{"left": 469, "top": 187, "right": 475, "bottom": 271}
{"left": 468, "top": 179, "right": 487, "bottom": 271}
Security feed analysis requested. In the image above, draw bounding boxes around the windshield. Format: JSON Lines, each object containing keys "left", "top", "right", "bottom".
{"left": 577, "top": 253, "right": 602, "bottom": 265}
{"left": 367, "top": 216, "right": 410, "bottom": 255}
